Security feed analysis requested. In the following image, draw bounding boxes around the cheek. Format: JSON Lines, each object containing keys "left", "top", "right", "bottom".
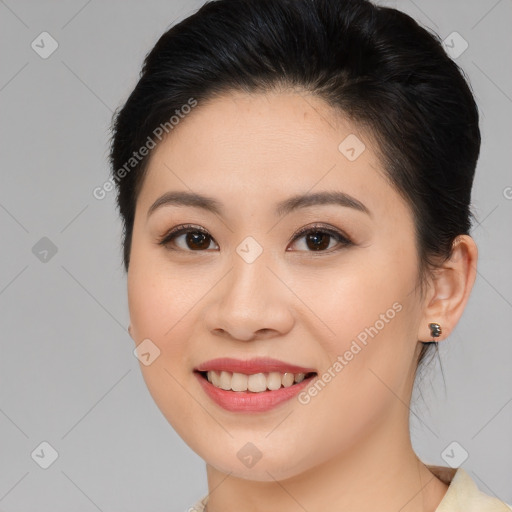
{"left": 300, "top": 244, "right": 420, "bottom": 385}
{"left": 124, "top": 213, "right": 423, "bottom": 479}
{"left": 127, "top": 246, "right": 200, "bottom": 344}
{"left": 127, "top": 265, "right": 200, "bottom": 440}
{"left": 127, "top": 256, "right": 193, "bottom": 382}
{"left": 289, "top": 293, "right": 419, "bottom": 473}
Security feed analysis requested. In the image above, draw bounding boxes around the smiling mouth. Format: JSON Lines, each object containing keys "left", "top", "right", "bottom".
{"left": 196, "top": 370, "right": 317, "bottom": 393}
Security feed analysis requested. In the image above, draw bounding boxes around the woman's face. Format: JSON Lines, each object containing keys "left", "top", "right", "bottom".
{"left": 127, "top": 90, "right": 427, "bottom": 481}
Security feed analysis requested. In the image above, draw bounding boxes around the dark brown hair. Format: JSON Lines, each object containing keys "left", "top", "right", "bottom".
{"left": 108, "top": 0, "right": 480, "bottom": 369}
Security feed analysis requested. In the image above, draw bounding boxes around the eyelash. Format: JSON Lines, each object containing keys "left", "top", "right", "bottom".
{"left": 157, "top": 223, "right": 353, "bottom": 254}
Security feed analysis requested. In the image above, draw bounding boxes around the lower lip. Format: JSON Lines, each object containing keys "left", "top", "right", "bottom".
{"left": 194, "top": 371, "right": 316, "bottom": 413}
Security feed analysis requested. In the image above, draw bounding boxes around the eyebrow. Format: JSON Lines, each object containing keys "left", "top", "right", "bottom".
{"left": 147, "top": 190, "right": 371, "bottom": 218}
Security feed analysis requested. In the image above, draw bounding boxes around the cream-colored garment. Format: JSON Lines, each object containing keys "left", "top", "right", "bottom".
{"left": 189, "top": 465, "right": 512, "bottom": 511}
{"left": 426, "top": 465, "right": 511, "bottom": 512}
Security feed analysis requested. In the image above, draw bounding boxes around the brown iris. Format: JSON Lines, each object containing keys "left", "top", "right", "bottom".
{"left": 186, "top": 231, "right": 211, "bottom": 250}
{"left": 305, "top": 232, "right": 331, "bottom": 251}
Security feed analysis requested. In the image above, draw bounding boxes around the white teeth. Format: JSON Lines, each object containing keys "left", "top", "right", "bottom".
{"left": 267, "top": 372, "right": 282, "bottom": 390}
{"left": 282, "top": 372, "right": 294, "bottom": 387}
{"left": 247, "top": 373, "right": 267, "bottom": 392}
{"left": 231, "top": 372, "right": 248, "bottom": 391}
{"left": 204, "top": 370, "right": 312, "bottom": 392}
{"left": 219, "top": 371, "right": 231, "bottom": 390}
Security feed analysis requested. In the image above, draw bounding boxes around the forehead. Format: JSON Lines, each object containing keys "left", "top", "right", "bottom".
{"left": 136, "top": 90, "right": 404, "bottom": 223}
{"left": 161, "top": 90, "right": 363, "bottom": 157}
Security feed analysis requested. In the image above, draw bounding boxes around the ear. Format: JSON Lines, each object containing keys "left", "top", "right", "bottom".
{"left": 418, "top": 235, "right": 478, "bottom": 342}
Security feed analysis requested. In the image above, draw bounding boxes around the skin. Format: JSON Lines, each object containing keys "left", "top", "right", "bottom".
{"left": 127, "top": 90, "right": 478, "bottom": 512}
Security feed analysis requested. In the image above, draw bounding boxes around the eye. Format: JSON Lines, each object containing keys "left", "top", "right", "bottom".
{"left": 158, "top": 223, "right": 353, "bottom": 253}
{"left": 288, "top": 224, "right": 353, "bottom": 253}
{"left": 158, "top": 224, "right": 219, "bottom": 251}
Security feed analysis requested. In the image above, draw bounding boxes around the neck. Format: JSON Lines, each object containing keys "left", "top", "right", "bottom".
{"left": 204, "top": 415, "right": 449, "bottom": 512}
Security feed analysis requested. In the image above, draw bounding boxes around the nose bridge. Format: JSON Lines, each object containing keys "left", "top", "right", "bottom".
{"left": 229, "top": 245, "right": 270, "bottom": 301}
{"left": 225, "top": 228, "right": 274, "bottom": 301}
{"left": 224, "top": 243, "right": 274, "bottom": 315}
{"left": 205, "top": 241, "right": 293, "bottom": 340}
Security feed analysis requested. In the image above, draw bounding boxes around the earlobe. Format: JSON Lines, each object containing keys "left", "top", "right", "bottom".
{"left": 418, "top": 235, "right": 478, "bottom": 343}
{"left": 428, "top": 322, "right": 442, "bottom": 341}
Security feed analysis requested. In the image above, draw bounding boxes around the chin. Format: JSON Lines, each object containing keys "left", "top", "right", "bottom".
{"left": 202, "top": 444, "right": 312, "bottom": 482}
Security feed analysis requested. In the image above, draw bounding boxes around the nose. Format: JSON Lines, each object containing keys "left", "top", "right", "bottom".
{"left": 203, "top": 253, "right": 295, "bottom": 342}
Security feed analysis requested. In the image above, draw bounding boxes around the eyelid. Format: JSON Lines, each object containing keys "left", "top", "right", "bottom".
{"left": 158, "top": 222, "right": 353, "bottom": 252}
{"left": 157, "top": 223, "right": 216, "bottom": 247}
{"left": 289, "top": 222, "right": 352, "bottom": 244}
{"left": 287, "top": 222, "right": 353, "bottom": 253}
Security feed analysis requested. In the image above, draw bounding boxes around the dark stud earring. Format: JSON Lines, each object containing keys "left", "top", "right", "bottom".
{"left": 428, "top": 322, "right": 442, "bottom": 341}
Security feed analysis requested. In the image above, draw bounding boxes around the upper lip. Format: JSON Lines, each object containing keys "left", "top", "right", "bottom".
{"left": 195, "top": 357, "right": 316, "bottom": 375}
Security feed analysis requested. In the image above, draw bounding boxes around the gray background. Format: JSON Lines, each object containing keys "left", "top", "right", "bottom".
{"left": 0, "top": 0, "right": 511, "bottom": 510}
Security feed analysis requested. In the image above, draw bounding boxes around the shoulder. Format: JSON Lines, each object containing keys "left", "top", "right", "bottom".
{"left": 428, "top": 465, "right": 512, "bottom": 512}
{"left": 188, "top": 467, "right": 511, "bottom": 512}
{"left": 188, "top": 495, "right": 208, "bottom": 512}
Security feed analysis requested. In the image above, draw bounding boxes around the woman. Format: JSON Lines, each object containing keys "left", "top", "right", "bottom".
{"left": 108, "top": 0, "right": 511, "bottom": 510}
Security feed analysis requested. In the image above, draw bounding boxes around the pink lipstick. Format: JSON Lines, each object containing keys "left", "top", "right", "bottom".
{"left": 194, "top": 357, "right": 317, "bottom": 412}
